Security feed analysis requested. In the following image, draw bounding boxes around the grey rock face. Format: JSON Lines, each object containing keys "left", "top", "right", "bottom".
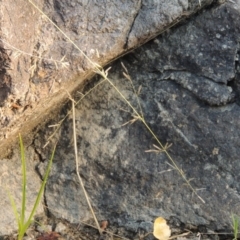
{"left": 33, "top": 1, "right": 240, "bottom": 236}
{"left": 1, "top": 1, "right": 218, "bottom": 236}
{"left": 0, "top": 0, "right": 210, "bottom": 157}
{"left": 126, "top": 0, "right": 189, "bottom": 48}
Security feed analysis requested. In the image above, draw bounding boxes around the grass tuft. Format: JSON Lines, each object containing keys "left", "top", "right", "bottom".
{"left": 8, "top": 134, "right": 56, "bottom": 240}
{"left": 232, "top": 214, "right": 239, "bottom": 240}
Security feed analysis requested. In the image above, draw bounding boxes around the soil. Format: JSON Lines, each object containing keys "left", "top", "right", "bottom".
{"left": 1, "top": 213, "right": 234, "bottom": 240}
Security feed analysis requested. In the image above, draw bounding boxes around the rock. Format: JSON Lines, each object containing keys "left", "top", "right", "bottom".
{"left": 0, "top": 0, "right": 212, "bottom": 158}
{"left": 3, "top": 0, "right": 240, "bottom": 238}
{"left": 36, "top": 224, "right": 52, "bottom": 234}
{"left": 33, "top": 0, "right": 240, "bottom": 237}
{"left": 55, "top": 222, "right": 67, "bottom": 234}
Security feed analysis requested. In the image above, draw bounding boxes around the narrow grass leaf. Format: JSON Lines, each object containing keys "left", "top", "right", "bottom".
{"left": 24, "top": 144, "right": 56, "bottom": 232}
{"left": 19, "top": 134, "right": 26, "bottom": 228}
{"left": 7, "top": 189, "right": 21, "bottom": 231}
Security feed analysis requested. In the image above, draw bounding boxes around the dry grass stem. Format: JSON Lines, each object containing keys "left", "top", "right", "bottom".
{"left": 71, "top": 97, "right": 102, "bottom": 235}
{"left": 1, "top": 38, "right": 69, "bottom": 69}
{"left": 121, "top": 114, "right": 141, "bottom": 126}
{"left": 145, "top": 143, "right": 172, "bottom": 154}
{"left": 28, "top": 0, "right": 100, "bottom": 71}
{"left": 42, "top": 204, "right": 129, "bottom": 240}
{"left": 28, "top": 0, "right": 206, "bottom": 205}
{"left": 169, "top": 231, "right": 191, "bottom": 239}
{"left": 121, "top": 62, "right": 144, "bottom": 118}
{"left": 44, "top": 79, "right": 107, "bottom": 146}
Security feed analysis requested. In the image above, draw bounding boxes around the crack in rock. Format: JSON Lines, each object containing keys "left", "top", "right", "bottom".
{"left": 124, "top": 0, "right": 142, "bottom": 49}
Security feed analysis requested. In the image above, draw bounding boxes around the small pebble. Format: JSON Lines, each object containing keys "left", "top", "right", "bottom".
{"left": 36, "top": 224, "right": 52, "bottom": 233}
{"left": 55, "top": 222, "right": 67, "bottom": 233}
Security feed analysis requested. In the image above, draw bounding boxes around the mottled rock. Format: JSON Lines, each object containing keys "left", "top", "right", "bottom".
{"left": 55, "top": 222, "right": 67, "bottom": 234}
{"left": 3, "top": 0, "right": 240, "bottom": 238}
{"left": 0, "top": 0, "right": 212, "bottom": 157}
{"left": 33, "top": 1, "right": 240, "bottom": 237}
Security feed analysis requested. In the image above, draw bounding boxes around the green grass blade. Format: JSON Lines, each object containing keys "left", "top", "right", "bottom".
{"left": 23, "top": 144, "right": 56, "bottom": 231}
{"left": 6, "top": 136, "right": 56, "bottom": 240}
{"left": 232, "top": 214, "right": 239, "bottom": 240}
{"left": 19, "top": 134, "right": 26, "bottom": 225}
{"left": 6, "top": 189, "right": 21, "bottom": 231}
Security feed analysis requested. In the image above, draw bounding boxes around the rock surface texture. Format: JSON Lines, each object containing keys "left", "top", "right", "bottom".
{"left": 2, "top": 0, "right": 240, "bottom": 238}
{"left": 0, "top": 0, "right": 206, "bottom": 158}
{"left": 0, "top": 0, "right": 211, "bottom": 235}
{"left": 33, "top": 1, "right": 240, "bottom": 238}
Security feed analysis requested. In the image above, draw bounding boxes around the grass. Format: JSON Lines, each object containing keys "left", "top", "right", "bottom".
{"left": 8, "top": 134, "right": 56, "bottom": 240}
{"left": 232, "top": 214, "right": 239, "bottom": 240}
{"left": 70, "top": 96, "right": 102, "bottom": 235}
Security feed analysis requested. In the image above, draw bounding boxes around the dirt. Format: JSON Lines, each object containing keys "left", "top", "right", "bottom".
{"left": 1, "top": 213, "right": 234, "bottom": 240}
